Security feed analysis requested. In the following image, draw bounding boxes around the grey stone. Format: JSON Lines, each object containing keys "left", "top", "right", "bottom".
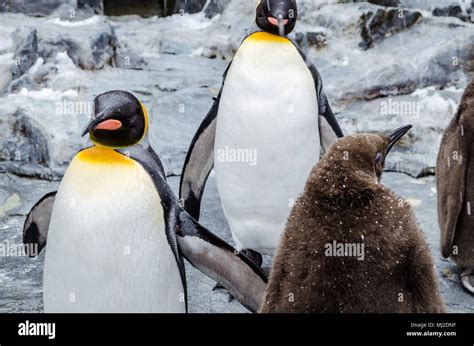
{"left": 114, "top": 49, "right": 147, "bottom": 70}
{"left": 77, "top": 0, "right": 103, "bottom": 14}
{"left": 204, "top": 0, "right": 232, "bottom": 18}
{"left": 0, "top": 109, "right": 51, "bottom": 179}
{"left": 0, "top": 0, "right": 75, "bottom": 17}
{"left": 433, "top": 4, "right": 472, "bottom": 23}
{"left": 359, "top": 8, "right": 423, "bottom": 50}
{"left": 10, "top": 28, "right": 38, "bottom": 79}
{"left": 36, "top": 17, "right": 118, "bottom": 70}
{"left": 173, "top": 0, "right": 207, "bottom": 15}
{"left": 368, "top": 0, "right": 400, "bottom": 6}
{"left": 295, "top": 31, "right": 327, "bottom": 50}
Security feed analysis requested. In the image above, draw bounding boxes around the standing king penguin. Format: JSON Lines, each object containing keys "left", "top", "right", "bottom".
{"left": 23, "top": 90, "right": 267, "bottom": 313}
{"left": 260, "top": 128, "right": 446, "bottom": 313}
{"left": 437, "top": 79, "right": 474, "bottom": 294}
{"left": 180, "top": 0, "right": 344, "bottom": 265}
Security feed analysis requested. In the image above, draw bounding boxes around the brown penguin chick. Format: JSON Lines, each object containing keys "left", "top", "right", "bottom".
{"left": 260, "top": 127, "right": 446, "bottom": 313}
{"left": 437, "top": 79, "right": 474, "bottom": 294}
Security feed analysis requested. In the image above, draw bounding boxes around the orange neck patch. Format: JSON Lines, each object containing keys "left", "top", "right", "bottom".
{"left": 76, "top": 146, "right": 134, "bottom": 166}
{"left": 247, "top": 31, "right": 290, "bottom": 44}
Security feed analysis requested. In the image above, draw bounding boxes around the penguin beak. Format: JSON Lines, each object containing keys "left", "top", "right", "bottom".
{"left": 387, "top": 125, "right": 412, "bottom": 153}
{"left": 81, "top": 113, "right": 122, "bottom": 137}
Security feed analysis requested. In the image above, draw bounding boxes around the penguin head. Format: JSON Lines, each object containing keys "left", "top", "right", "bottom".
{"left": 82, "top": 90, "right": 148, "bottom": 148}
{"left": 328, "top": 125, "right": 413, "bottom": 181}
{"left": 374, "top": 125, "right": 413, "bottom": 179}
{"left": 307, "top": 126, "right": 412, "bottom": 208}
{"left": 256, "top": 0, "right": 298, "bottom": 36}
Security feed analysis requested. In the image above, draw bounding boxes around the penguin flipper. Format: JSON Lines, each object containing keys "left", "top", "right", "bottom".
{"left": 179, "top": 61, "right": 233, "bottom": 221}
{"left": 23, "top": 192, "right": 56, "bottom": 257}
{"left": 179, "top": 94, "right": 219, "bottom": 221}
{"left": 290, "top": 39, "right": 344, "bottom": 141}
{"left": 436, "top": 119, "right": 468, "bottom": 259}
{"left": 177, "top": 211, "right": 268, "bottom": 313}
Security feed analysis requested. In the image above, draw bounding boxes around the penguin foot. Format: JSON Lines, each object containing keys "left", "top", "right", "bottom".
{"left": 460, "top": 269, "right": 474, "bottom": 295}
{"left": 240, "top": 248, "right": 263, "bottom": 268}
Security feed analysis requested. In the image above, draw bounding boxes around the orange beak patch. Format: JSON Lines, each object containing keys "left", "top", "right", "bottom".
{"left": 268, "top": 17, "right": 288, "bottom": 26}
{"left": 94, "top": 119, "right": 122, "bottom": 131}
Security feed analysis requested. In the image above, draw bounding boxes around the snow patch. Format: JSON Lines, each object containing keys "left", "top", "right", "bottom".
{"left": 8, "top": 88, "right": 78, "bottom": 100}
{"left": 47, "top": 16, "right": 103, "bottom": 27}
{"left": 27, "top": 57, "right": 44, "bottom": 75}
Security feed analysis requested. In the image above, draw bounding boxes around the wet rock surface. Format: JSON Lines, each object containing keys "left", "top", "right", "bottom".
{"left": 433, "top": 4, "right": 473, "bottom": 23}
{"left": 359, "top": 8, "right": 423, "bottom": 50}
{"left": 0, "top": 0, "right": 473, "bottom": 312}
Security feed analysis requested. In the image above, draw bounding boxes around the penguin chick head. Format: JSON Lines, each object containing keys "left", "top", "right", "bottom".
{"left": 308, "top": 126, "right": 412, "bottom": 208}
{"left": 82, "top": 90, "right": 148, "bottom": 148}
{"left": 256, "top": 0, "right": 297, "bottom": 36}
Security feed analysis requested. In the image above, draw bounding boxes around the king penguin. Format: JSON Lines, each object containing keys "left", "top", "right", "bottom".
{"left": 260, "top": 127, "right": 446, "bottom": 313}
{"left": 22, "top": 90, "right": 267, "bottom": 313}
{"left": 180, "top": 0, "right": 344, "bottom": 265}
{"left": 437, "top": 79, "right": 474, "bottom": 294}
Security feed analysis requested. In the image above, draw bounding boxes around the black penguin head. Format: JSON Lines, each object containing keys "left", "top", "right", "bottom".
{"left": 82, "top": 90, "right": 148, "bottom": 148}
{"left": 256, "top": 0, "right": 298, "bottom": 36}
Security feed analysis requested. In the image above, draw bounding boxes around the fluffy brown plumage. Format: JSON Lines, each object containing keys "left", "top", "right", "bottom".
{"left": 437, "top": 79, "right": 474, "bottom": 270}
{"left": 260, "top": 132, "right": 446, "bottom": 313}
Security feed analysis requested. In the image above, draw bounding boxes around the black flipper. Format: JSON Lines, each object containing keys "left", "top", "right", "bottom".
{"left": 179, "top": 97, "right": 219, "bottom": 221}
{"left": 290, "top": 38, "right": 344, "bottom": 141}
{"left": 23, "top": 192, "right": 56, "bottom": 257}
{"left": 177, "top": 210, "right": 268, "bottom": 313}
{"left": 179, "top": 63, "right": 233, "bottom": 221}
{"left": 123, "top": 143, "right": 267, "bottom": 313}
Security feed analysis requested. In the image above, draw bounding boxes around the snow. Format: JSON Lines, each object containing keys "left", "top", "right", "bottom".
{"left": 46, "top": 16, "right": 103, "bottom": 27}
{"left": 27, "top": 57, "right": 44, "bottom": 75}
{"left": 7, "top": 87, "right": 78, "bottom": 100}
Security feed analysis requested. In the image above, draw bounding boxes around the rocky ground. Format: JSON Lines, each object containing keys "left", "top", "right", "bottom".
{"left": 0, "top": 0, "right": 473, "bottom": 313}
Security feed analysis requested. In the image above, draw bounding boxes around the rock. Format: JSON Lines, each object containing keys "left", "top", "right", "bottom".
{"left": 204, "top": 0, "right": 232, "bottom": 18}
{"left": 0, "top": 0, "right": 74, "bottom": 17}
{"left": 0, "top": 109, "right": 51, "bottom": 179}
{"left": 0, "top": 61, "right": 12, "bottom": 94}
{"left": 173, "top": 0, "right": 207, "bottom": 15}
{"left": 359, "top": 8, "right": 423, "bottom": 50}
{"left": 368, "top": 0, "right": 400, "bottom": 6}
{"left": 160, "top": 39, "right": 192, "bottom": 55}
{"left": 103, "top": 0, "right": 166, "bottom": 17}
{"left": 295, "top": 31, "right": 327, "bottom": 50}
{"left": 433, "top": 4, "right": 472, "bottom": 23}
{"left": 36, "top": 17, "right": 118, "bottom": 70}
{"left": 77, "top": 0, "right": 103, "bottom": 14}
{"left": 114, "top": 49, "right": 147, "bottom": 69}
{"left": 10, "top": 28, "right": 38, "bottom": 79}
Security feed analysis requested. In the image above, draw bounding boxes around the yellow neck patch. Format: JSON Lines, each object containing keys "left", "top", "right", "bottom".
{"left": 76, "top": 146, "right": 134, "bottom": 166}
{"left": 247, "top": 31, "right": 290, "bottom": 44}
{"left": 139, "top": 101, "right": 149, "bottom": 142}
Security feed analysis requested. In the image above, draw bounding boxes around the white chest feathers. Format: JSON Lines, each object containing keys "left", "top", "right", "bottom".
{"left": 214, "top": 32, "right": 321, "bottom": 255}
{"left": 43, "top": 147, "right": 185, "bottom": 313}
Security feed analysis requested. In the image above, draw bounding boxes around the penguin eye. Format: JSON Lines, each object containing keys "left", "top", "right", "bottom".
{"left": 375, "top": 152, "right": 383, "bottom": 164}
